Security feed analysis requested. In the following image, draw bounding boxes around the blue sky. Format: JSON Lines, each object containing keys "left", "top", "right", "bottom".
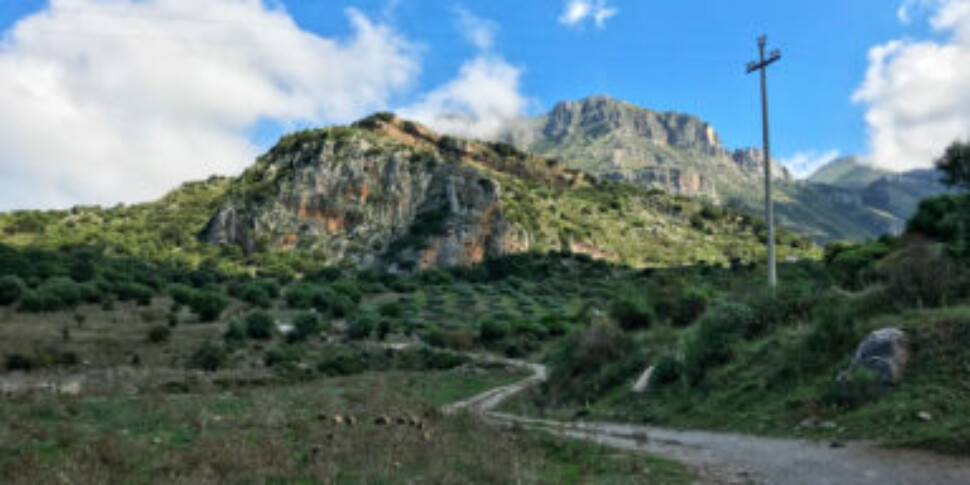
{"left": 0, "top": 0, "right": 964, "bottom": 208}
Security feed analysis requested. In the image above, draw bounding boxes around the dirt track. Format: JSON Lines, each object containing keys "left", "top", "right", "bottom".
{"left": 447, "top": 356, "right": 970, "bottom": 485}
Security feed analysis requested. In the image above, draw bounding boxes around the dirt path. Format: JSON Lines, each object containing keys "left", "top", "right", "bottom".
{"left": 448, "top": 357, "right": 970, "bottom": 485}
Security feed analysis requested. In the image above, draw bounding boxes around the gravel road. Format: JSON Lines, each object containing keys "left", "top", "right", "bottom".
{"left": 448, "top": 357, "right": 970, "bottom": 485}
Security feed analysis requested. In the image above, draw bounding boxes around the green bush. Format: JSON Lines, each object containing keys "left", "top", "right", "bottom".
{"left": 114, "top": 281, "right": 154, "bottom": 306}
{"left": 147, "top": 325, "right": 171, "bottom": 344}
{"left": 316, "top": 347, "right": 369, "bottom": 376}
{"left": 650, "top": 354, "right": 684, "bottom": 390}
{"left": 18, "top": 290, "right": 61, "bottom": 313}
{"left": 188, "top": 340, "right": 226, "bottom": 371}
{"left": 0, "top": 275, "right": 25, "bottom": 305}
{"left": 290, "top": 311, "right": 321, "bottom": 342}
{"left": 377, "top": 318, "right": 393, "bottom": 341}
{"left": 825, "top": 367, "right": 884, "bottom": 409}
{"left": 347, "top": 313, "right": 376, "bottom": 340}
{"left": 609, "top": 295, "right": 655, "bottom": 330}
{"left": 803, "top": 300, "right": 858, "bottom": 364}
{"left": 224, "top": 320, "right": 246, "bottom": 342}
{"left": 683, "top": 303, "right": 753, "bottom": 384}
{"left": 169, "top": 284, "right": 196, "bottom": 306}
{"left": 284, "top": 283, "right": 319, "bottom": 309}
{"left": 244, "top": 311, "right": 274, "bottom": 340}
{"left": 239, "top": 284, "right": 271, "bottom": 308}
{"left": 545, "top": 321, "right": 640, "bottom": 404}
{"left": 378, "top": 301, "right": 403, "bottom": 318}
{"left": 189, "top": 291, "right": 228, "bottom": 322}
{"left": 479, "top": 320, "right": 510, "bottom": 342}
{"left": 669, "top": 288, "right": 708, "bottom": 327}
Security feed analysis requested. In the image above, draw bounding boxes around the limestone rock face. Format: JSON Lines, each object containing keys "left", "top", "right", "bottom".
{"left": 201, "top": 116, "right": 530, "bottom": 271}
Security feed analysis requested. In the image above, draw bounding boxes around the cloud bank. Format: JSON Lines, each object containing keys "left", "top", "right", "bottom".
{"left": 855, "top": 0, "right": 970, "bottom": 171}
{"left": 0, "top": 0, "right": 420, "bottom": 209}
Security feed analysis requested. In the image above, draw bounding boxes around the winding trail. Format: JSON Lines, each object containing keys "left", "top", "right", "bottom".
{"left": 447, "top": 356, "right": 970, "bottom": 485}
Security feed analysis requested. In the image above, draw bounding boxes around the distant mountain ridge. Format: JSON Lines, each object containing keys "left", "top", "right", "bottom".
{"left": 501, "top": 96, "right": 790, "bottom": 202}
{"left": 500, "top": 96, "right": 948, "bottom": 242}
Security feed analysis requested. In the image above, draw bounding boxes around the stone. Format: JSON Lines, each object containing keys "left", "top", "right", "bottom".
{"left": 917, "top": 411, "right": 933, "bottom": 422}
{"left": 838, "top": 328, "right": 909, "bottom": 388}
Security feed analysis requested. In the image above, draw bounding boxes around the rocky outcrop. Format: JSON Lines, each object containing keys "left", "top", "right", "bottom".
{"left": 202, "top": 115, "right": 532, "bottom": 271}
{"left": 838, "top": 328, "right": 909, "bottom": 388}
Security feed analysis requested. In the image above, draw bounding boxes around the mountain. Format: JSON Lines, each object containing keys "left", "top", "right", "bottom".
{"left": 501, "top": 96, "right": 948, "bottom": 242}
{"left": 806, "top": 157, "right": 889, "bottom": 188}
{"left": 502, "top": 96, "right": 791, "bottom": 202}
{"left": 200, "top": 113, "right": 811, "bottom": 271}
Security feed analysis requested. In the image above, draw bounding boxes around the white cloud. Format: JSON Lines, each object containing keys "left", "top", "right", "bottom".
{"left": 0, "top": 0, "right": 419, "bottom": 210}
{"left": 401, "top": 9, "right": 529, "bottom": 140}
{"left": 401, "top": 56, "right": 528, "bottom": 140}
{"left": 559, "top": 0, "right": 618, "bottom": 29}
{"left": 779, "top": 150, "right": 842, "bottom": 179}
{"left": 456, "top": 6, "right": 498, "bottom": 51}
{"left": 854, "top": 0, "right": 970, "bottom": 171}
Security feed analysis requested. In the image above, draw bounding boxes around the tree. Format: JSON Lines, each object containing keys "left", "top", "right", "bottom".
{"left": 937, "top": 141, "right": 970, "bottom": 191}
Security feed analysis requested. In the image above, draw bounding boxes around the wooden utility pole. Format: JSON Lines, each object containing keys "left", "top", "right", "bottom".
{"left": 746, "top": 35, "right": 781, "bottom": 288}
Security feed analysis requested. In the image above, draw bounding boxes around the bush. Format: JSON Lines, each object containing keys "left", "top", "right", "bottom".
{"left": 479, "top": 320, "right": 510, "bottom": 342}
{"left": 6, "top": 354, "right": 34, "bottom": 372}
{"left": 316, "top": 350, "right": 369, "bottom": 376}
{"left": 147, "top": 325, "right": 171, "bottom": 344}
{"left": 224, "top": 320, "right": 246, "bottom": 342}
{"left": 669, "top": 288, "right": 708, "bottom": 327}
{"left": 18, "top": 290, "right": 62, "bottom": 313}
{"left": 347, "top": 313, "right": 376, "bottom": 340}
{"left": 284, "top": 283, "right": 319, "bottom": 309}
{"left": 609, "top": 294, "right": 655, "bottom": 330}
{"left": 0, "top": 275, "right": 25, "bottom": 305}
{"left": 239, "top": 284, "right": 271, "bottom": 308}
{"left": 244, "top": 311, "right": 274, "bottom": 340}
{"left": 825, "top": 367, "right": 884, "bottom": 409}
{"left": 683, "top": 303, "right": 753, "bottom": 384}
{"left": 169, "top": 284, "right": 196, "bottom": 306}
{"left": 290, "top": 311, "right": 321, "bottom": 342}
{"left": 545, "top": 321, "right": 640, "bottom": 404}
{"left": 189, "top": 291, "right": 228, "bottom": 322}
{"left": 188, "top": 341, "right": 226, "bottom": 371}
{"left": 650, "top": 354, "right": 683, "bottom": 390}
{"left": 377, "top": 318, "right": 393, "bottom": 341}
{"left": 803, "top": 300, "right": 858, "bottom": 363}
{"left": 114, "top": 281, "right": 154, "bottom": 306}
{"left": 378, "top": 301, "right": 403, "bottom": 319}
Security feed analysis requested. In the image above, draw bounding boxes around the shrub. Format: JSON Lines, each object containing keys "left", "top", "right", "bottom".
{"left": 189, "top": 291, "right": 228, "bottom": 322}
{"left": 5, "top": 354, "right": 34, "bottom": 372}
{"left": 669, "top": 288, "right": 708, "bottom": 327}
{"left": 169, "top": 284, "right": 196, "bottom": 306}
{"left": 239, "top": 284, "right": 271, "bottom": 308}
{"left": 0, "top": 275, "right": 25, "bottom": 305}
{"left": 244, "top": 311, "right": 274, "bottom": 340}
{"left": 650, "top": 354, "right": 684, "bottom": 390}
{"left": 683, "top": 303, "right": 753, "bottom": 384}
{"left": 609, "top": 295, "right": 655, "bottom": 330}
{"left": 377, "top": 319, "right": 393, "bottom": 341}
{"left": 147, "top": 325, "right": 171, "bottom": 344}
{"left": 114, "top": 281, "right": 154, "bottom": 306}
{"left": 479, "top": 320, "right": 510, "bottom": 342}
{"left": 347, "top": 313, "right": 376, "bottom": 340}
{"left": 290, "top": 311, "right": 321, "bottom": 342}
{"left": 18, "top": 290, "right": 62, "bottom": 313}
{"left": 224, "top": 320, "right": 246, "bottom": 342}
{"left": 803, "top": 300, "right": 858, "bottom": 363}
{"left": 825, "top": 367, "right": 884, "bottom": 409}
{"left": 316, "top": 349, "right": 368, "bottom": 376}
{"left": 378, "top": 301, "right": 403, "bottom": 319}
{"left": 284, "top": 283, "right": 319, "bottom": 309}
{"left": 188, "top": 341, "right": 226, "bottom": 371}
{"left": 545, "top": 321, "right": 640, "bottom": 404}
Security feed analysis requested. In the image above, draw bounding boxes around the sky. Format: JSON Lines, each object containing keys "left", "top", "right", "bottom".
{"left": 0, "top": 0, "right": 966, "bottom": 209}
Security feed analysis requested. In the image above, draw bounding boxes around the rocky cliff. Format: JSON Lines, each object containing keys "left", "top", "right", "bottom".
{"left": 501, "top": 96, "right": 791, "bottom": 202}
{"left": 201, "top": 114, "right": 813, "bottom": 270}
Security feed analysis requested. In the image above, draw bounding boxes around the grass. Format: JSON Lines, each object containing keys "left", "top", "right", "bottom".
{"left": 506, "top": 303, "right": 970, "bottom": 456}
{"left": 0, "top": 369, "right": 692, "bottom": 484}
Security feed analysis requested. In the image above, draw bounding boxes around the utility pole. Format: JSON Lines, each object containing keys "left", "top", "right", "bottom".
{"left": 746, "top": 35, "right": 781, "bottom": 288}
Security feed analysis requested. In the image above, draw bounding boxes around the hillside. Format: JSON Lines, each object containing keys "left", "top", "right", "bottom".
{"left": 500, "top": 96, "right": 948, "bottom": 242}
{"left": 0, "top": 114, "right": 813, "bottom": 273}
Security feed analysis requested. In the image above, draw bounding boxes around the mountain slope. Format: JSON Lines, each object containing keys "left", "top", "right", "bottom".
{"left": 502, "top": 97, "right": 947, "bottom": 243}
{"left": 806, "top": 157, "right": 889, "bottom": 188}
{"left": 200, "top": 114, "right": 813, "bottom": 270}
